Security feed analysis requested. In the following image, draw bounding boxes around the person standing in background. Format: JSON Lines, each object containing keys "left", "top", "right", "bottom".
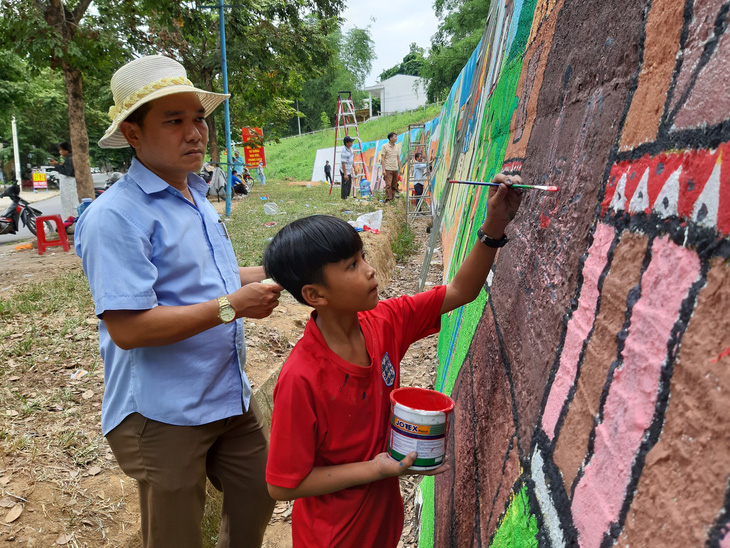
{"left": 233, "top": 150, "right": 245, "bottom": 175}
{"left": 48, "top": 141, "right": 79, "bottom": 221}
{"left": 380, "top": 132, "right": 401, "bottom": 203}
{"left": 324, "top": 160, "right": 333, "bottom": 185}
{"left": 257, "top": 161, "right": 266, "bottom": 186}
{"left": 340, "top": 136, "right": 354, "bottom": 200}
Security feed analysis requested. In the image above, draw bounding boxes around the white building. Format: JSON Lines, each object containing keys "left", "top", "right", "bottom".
{"left": 364, "top": 74, "right": 427, "bottom": 116}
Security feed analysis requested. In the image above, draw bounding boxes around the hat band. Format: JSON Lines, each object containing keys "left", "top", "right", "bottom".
{"left": 107, "top": 76, "right": 194, "bottom": 120}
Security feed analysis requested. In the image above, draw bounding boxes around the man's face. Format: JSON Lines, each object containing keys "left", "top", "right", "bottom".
{"left": 121, "top": 93, "right": 208, "bottom": 186}
{"left": 389, "top": 134, "right": 397, "bottom": 144}
{"left": 345, "top": 141, "right": 353, "bottom": 149}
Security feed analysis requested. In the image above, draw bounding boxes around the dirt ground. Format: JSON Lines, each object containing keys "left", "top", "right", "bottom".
{"left": 0, "top": 197, "right": 444, "bottom": 547}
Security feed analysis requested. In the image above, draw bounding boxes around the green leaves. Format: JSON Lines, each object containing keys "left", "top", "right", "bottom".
{"left": 422, "top": 0, "right": 490, "bottom": 102}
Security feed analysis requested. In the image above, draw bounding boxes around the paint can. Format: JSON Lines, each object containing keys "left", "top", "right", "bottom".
{"left": 388, "top": 387, "right": 455, "bottom": 471}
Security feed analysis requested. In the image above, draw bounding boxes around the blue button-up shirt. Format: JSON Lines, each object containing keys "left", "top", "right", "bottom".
{"left": 76, "top": 158, "right": 251, "bottom": 435}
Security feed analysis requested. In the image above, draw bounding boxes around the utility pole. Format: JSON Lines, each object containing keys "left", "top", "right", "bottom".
{"left": 202, "top": 0, "right": 239, "bottom": 217}
{"left": 11, "top": 116, "right": 22, "bottom": 188}
{"left": 296, "top": 100, "right": 301, "bottom": 136}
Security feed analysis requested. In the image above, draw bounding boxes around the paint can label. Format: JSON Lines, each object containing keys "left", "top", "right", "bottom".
{"left": 388, "top": 416, "right": 446, "bottom": 468}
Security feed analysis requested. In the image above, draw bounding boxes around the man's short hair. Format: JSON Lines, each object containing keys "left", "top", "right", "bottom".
{"left": 58, "top": 142, "right": 72, "bottom": 153}
{"left": 123, "top": 102, "right": 153, "bottom": 129}
{"left": 264, "top": 215, "right": 363, "bottom": 306}
{"left": 387, "top": 132, "right": 397, "bottom": 140}
{"left": 343, "top": 136, "right": 354, "bottom": 144}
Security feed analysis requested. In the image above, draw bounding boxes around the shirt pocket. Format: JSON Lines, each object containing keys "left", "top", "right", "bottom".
{"left": 214, "top": 222, "right": 241, "bottom": 280}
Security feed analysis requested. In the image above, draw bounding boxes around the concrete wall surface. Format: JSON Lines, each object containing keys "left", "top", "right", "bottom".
{"left": 414, "top": 0, "right": 730, "bottom": 546}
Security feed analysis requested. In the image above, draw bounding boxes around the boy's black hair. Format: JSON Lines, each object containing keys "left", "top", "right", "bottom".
{"left": 58, "top": 142, "right": 72, "bottom": 153}
{"left": 264, "top": 215, "right": 363, "bottom": 306}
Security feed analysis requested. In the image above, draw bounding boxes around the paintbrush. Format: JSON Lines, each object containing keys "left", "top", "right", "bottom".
{"left": 449, "top": 179, "right": 558, "bottom": 192}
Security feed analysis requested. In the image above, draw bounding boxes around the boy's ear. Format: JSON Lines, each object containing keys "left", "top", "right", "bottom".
{"left": 301, "top": 283, "right": 327, "bottom": 308}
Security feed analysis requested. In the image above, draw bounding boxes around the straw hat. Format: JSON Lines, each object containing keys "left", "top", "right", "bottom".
{"left": 98, "top": 55, "right": 229, "bottom": 149}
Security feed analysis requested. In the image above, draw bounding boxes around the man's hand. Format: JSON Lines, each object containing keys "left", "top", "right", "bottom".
{"left": 483, "top": 173, "right": 524, "bottom": 237}
{"left": 49, "top": 158, "right": 58, "bottom": 166}
{"left": 229, "top": 282, "right": 283, "bottom": 319}
{"left": 372, "top": 452, "right": 449, "bottom": 479}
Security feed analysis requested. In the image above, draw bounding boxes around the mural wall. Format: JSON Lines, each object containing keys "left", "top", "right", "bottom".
{"left": 413, "top": 0, "right": 730, "bottom": 546}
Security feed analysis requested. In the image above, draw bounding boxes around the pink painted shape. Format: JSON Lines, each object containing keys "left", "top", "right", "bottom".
{"left": 542, "top": 222, "right": 614, "bottom": 439}
{"left": 571, "top": 236, "right": 701, "bottom": 548}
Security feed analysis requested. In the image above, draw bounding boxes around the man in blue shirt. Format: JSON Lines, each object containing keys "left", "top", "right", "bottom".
{"left": 75, "top": 55, "right": 282, "bottom": 548}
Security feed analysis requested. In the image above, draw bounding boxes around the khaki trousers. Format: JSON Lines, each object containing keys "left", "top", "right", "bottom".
{"left": 106, "top": 398, "right": 275, "bottom": 548}
{"left": 383, "top": 170, "right": 399, "bottom": 200}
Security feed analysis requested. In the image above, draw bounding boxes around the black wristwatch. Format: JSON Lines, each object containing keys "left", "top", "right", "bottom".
{"left": 477, "top": 227, "right": 509, "bottom": 248}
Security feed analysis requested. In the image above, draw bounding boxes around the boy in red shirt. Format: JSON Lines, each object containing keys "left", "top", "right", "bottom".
{"left": 264, "top": 174, "right": 523, "bottom": 547}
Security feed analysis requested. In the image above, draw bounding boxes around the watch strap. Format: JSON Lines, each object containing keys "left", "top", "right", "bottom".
{"left": 477, "top": 227, "right": 509, "bottom": 248}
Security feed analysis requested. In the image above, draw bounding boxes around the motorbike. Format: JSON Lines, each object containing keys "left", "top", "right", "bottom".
{"left": 0, "top": 184, "right": 54, "bottom": 236}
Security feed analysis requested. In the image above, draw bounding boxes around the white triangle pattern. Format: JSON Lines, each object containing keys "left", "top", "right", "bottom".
{"left": 608, "top": 172, "right": 628, "bottom": 212}
{"left": 652, "top": 165, "right": 681, "bottom": 218}
{"left": 628, "top": 168, "right": 651, "bottom": 213}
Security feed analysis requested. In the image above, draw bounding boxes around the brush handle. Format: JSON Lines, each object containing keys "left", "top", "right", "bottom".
{"left": 449, "top": 179, "right": 558, "bottom": 191}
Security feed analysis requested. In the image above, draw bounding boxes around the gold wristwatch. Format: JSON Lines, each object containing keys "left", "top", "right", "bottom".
{"left": 217, "top": 296, "right": 236, "bottom": 324}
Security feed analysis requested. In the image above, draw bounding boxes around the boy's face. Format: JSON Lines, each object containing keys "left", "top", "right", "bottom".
{"left": 318, "top": 250, "right": 378, "bottom": 312}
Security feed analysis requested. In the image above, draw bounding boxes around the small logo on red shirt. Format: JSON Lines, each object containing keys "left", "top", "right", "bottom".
{"left": 381, "top": 352, "right": 395, "bottom": 386}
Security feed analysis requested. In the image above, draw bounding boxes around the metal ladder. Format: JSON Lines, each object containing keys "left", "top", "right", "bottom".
{"left": 404, "top": 124, "right": 434, "bottom": 226}
{"left": 332, "top": 91, "right": 369, "bottom": 197}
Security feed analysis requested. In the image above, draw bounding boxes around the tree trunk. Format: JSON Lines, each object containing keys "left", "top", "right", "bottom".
{"left": 204, "top": 70, "right": 220, "bottom": 162}
{"left": 61, "top": 61, "right": 94, "bottom": 200}
{"left": 208, "top": 114, "right": 220, "bottom": 162}
{"left": 45, "top": 0, "right": 95, "bottom": 200}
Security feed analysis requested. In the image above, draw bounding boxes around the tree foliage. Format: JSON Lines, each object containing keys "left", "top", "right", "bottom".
{"left": 421, "top": 0, "right": 490, "bottom": 102}
{"left": 0, "top": 0, "right": 345, "bottom": 185}
{"left": 378, "top": 43, "right": 425, "bottom": 81}
{"left": 0, "top": 0, "right": 146, "bottom": 196}
{"left": 288, "top": 25, "right": 375, "bottom": 135}
{"left": 141, "top": 0, "right": 344, "bottom": 151}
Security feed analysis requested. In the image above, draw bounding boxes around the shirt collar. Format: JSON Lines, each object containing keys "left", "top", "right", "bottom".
{"left": 128, "top": 157, "right": 209, "bottom": 196}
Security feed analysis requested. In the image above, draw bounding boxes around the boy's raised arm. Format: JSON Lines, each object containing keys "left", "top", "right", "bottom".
{"left": 267, "top": 452, "right": 446, "bottom": 501}
{"left": 440, "top": 173, "right": 523, "bottom": 315}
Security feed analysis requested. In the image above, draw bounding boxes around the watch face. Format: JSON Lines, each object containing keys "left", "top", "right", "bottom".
{"left": 220, "top": 306, "right": 236, "bottom": 323}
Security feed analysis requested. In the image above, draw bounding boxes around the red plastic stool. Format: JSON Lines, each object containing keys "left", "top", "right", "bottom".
{"left": 36, "top": 215, "right": 70, "bottom": 255}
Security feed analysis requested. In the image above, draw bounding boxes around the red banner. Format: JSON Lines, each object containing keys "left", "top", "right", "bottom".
{"left": 241, "top": 127, "right": 266, "bottom": 167}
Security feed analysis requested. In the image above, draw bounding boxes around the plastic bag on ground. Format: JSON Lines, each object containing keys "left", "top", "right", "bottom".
{"left": 264, "top": 202, "right": 279, "bottom": 215}
{"left": 348, "top": 210, "right": 382, "bottom": 233}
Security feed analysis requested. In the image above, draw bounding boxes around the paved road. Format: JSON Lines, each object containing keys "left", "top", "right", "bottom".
{"left": 0, "top": 174, "right": 109, "bottom": 244}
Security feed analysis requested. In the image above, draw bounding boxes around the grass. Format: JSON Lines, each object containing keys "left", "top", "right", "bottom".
{"left": 392, "top": 219, "right": 418, "bottom": 262}
{"left": 224, "top": 182, "right": 381, "bottom": 266}
{"left": 264, "top": 103, "right": 443, "bottom": 182}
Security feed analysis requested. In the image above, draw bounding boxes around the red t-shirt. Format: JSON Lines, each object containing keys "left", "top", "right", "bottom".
{"left": 266, "top": 286, "right": 447, "bottom": 547}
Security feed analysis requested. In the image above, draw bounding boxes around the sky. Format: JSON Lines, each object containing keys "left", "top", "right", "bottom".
{"left": 341, "top": 0, "right": 440, "bottom": 87}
